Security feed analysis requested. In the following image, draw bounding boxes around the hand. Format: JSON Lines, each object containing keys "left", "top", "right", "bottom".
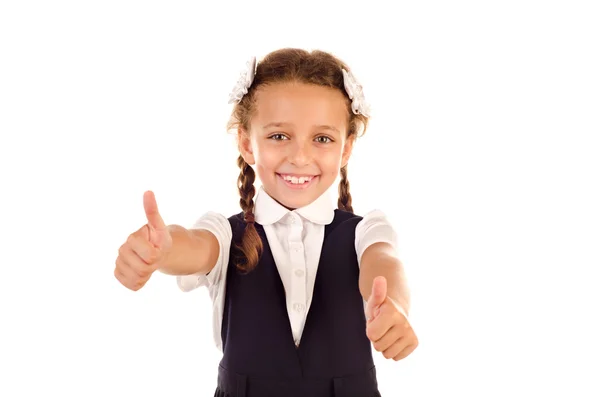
{"left": 114, "top": 191, "right": 173, "bottom": 291}
{"left": 365, "top": 276, "right": 418, "bottom": 361}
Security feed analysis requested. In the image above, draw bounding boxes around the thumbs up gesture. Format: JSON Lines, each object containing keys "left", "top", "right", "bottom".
{"left": 114, "top": 191, "right": 173, "bottom": 291}
{"left": 365, "top": 276, "right": 418, "bottom": 361}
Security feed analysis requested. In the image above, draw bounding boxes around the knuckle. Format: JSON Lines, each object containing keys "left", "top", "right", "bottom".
{"left": 391, "top": 310, "right": 402, "bottom": 322}
{"left": 127, "top": 260, "right": 145, "bottom": 276}
{"left": 138, "top": 267, "right": 151, "bottom": 278}
{"left": 133, "top": 279, "right": 146, "bottom": 291}
{"left": 130, "top": 267, "right": 143, "bottom": 280}
{"left": 120, "top": 245, "right": 128, "bottom": 256}
{"left": 127, "top": 278, "right": 139, "bottom": 290}
{"left": 114, "top": 270, "right": 128, "bottom": 287}
{"left": 146, "top": 248, "right": 159, "bottom": 263}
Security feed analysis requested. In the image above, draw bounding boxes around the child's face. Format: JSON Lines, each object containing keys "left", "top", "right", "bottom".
{"left": 239, "top": 82, "right": 353, "bottom": 210}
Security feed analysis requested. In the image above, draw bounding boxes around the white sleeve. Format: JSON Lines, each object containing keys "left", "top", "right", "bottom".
{"left": 176, "top": 211, "right": 232, "bottom": 292}
{"left": 355, "top": 209, "right": 398, "bottom": 266}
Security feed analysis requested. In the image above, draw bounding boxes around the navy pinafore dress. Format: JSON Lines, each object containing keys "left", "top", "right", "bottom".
{"left": 214, "top": 209, "right": 382, "bottom": 397}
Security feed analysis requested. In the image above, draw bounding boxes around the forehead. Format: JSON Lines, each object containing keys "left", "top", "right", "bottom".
{"left": 251, "top": 82, "right": 349, "bottom": 132}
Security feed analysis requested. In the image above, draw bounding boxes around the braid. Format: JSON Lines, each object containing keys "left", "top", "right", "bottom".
{"left": 337, "top": 164, "right": 354, "bottom": 213}
{"left": 235, "top": 155, "right": 263, "bottom": 272}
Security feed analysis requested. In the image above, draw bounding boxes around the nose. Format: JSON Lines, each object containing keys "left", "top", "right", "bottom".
{"left": 288, "top": 140, "right": 312, "bottom": 166}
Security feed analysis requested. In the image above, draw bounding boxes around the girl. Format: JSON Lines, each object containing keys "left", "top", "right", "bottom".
{"left": 114, "top": 48, "right": 418, "bottom": 397}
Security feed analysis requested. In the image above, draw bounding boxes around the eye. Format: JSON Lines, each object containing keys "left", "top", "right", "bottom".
{"left": 268, "top": 133, "right": 288, "bottom": 141}
{"left": 315, "top": 136, "right": 333, "bottom": 144}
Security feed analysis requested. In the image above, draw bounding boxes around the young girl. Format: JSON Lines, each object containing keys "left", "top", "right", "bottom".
{"left": 114, "top": 48, "right": 418, "bottom": 397}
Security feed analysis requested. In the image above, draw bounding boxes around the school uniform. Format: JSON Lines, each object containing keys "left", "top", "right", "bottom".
{"left": 178, "top": 186, "right": 398, "bottom": 397}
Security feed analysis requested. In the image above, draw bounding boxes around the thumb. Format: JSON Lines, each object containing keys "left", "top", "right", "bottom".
{"left": 143, "top": 190, "right": 166, "bottom": 231}
{"left": 366, "top": 276, "right": 387, "bottom": 319}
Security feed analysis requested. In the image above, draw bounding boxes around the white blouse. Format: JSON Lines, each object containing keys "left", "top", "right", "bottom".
{"left": 177, "top": 186, "right": 398, "bottom": 351}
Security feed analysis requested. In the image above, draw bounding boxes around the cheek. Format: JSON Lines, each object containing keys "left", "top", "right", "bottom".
{"left": 253, "top": 145, "right": 282, "bottom": 177}
{"left": 319, "top": 149, "right": 344, "bottom": 171}
{"left": 255, "top": 149, "right": 279, "bottom": 169}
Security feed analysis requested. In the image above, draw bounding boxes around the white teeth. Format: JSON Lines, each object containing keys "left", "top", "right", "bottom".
{"left": 281, "top": 175, "right": 313, "bottom": 184}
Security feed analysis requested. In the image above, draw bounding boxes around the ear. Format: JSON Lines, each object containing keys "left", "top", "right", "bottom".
{"left": 341, "top": 134, "right": 355, "bottom": 168}
{"left": 237, "top": 127, "right": 256, "bottom": 165}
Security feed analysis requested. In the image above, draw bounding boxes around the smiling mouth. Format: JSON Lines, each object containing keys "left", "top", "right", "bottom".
{"left": 277, "top": 173, "right": 318, "bottom": 187}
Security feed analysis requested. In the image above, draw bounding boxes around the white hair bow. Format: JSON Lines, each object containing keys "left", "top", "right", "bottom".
{"left": 228, "top": 56, "right": 257, "bottom": 104}
{"left": 342, "top": 68, "right": 371, "bottom": 118}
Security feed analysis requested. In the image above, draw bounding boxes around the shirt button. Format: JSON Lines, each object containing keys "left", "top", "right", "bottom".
{"left": 295, "top": 269, "right": 304, "bottom": 277}
{"left": 293, "top": 303, "right": 305, "bottom": 313}
{"left": 291, "top": 217, "right": 296, "bottom": 223}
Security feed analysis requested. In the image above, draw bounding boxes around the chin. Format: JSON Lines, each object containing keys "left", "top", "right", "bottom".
{"left": 274, "top": 193, "right": 313, "bottom": 211}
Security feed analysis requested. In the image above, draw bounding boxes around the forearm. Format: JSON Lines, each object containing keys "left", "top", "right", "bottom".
{"left": 157, "top": 225, "right": 219, "bottom": 276}
{"left": 359, "top": 242, "right": 410, "bottom": 316}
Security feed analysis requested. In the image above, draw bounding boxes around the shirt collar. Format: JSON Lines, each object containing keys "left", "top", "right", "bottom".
{"left": 254, "top": 185, "right": 335, "bottom": 226}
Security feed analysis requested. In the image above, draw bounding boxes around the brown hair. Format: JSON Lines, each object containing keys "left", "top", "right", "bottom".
{"left": 227, "top": 48, "right": 370, "bottom": 273}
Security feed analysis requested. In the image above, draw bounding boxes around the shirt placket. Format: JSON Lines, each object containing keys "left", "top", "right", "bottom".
{"left": 287, "top": 213, "right": 306, "bottom": 346}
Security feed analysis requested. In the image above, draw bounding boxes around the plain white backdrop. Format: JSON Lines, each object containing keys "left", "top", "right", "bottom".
{"left": 1, "top": 1, "right": 599, "bottom": 396}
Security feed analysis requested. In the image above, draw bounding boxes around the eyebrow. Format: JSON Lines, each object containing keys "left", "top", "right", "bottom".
{"left": 262, "top": 122, "right": 341, "bottom": 134}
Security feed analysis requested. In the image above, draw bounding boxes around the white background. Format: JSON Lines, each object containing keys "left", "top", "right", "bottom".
{"left": 1, "top": 1, "right": 599, "bottom": 396}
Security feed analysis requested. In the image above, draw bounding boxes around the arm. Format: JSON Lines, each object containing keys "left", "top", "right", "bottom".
{"left": 359, "top": 242, "right": 410, "bottom": 317}
{"left": 360, "top": 241, "right": 418, "bottom": 361}
{"left": 156, "top": 225, "right": 220, "bottom": 276}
